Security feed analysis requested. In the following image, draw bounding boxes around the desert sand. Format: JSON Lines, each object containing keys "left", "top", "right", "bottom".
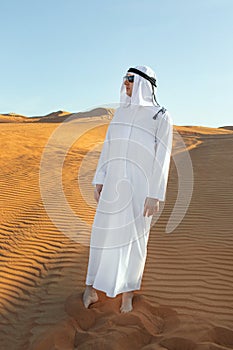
{"left": 0, "top": 110, "right": 233, "bottom": 350}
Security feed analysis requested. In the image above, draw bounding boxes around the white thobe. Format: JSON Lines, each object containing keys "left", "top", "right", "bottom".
{"left": 85, "top": 105, "right": 173, "bottom": 297}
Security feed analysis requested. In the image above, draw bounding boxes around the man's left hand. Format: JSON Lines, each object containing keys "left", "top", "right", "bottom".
{"left": 143, "top": 197, "right": 159, "bottom": 217}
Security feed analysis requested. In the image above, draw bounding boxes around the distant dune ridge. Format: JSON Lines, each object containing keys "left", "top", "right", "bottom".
{"left": 0, "top": 108, "right": 233, "bottom": 349}
{"left": 219, "top": 125, "right": 233, "bottom": 131}
{"left": 0, "top": 107, "right": 115, "bottom": 123}
{"left": 0, "top": 112, "right": 29, "bottom": 122}
{"left": 0, "top": 108, "right": 232, "bottom": 130}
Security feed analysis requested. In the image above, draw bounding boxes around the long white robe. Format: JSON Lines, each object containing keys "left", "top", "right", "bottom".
{"left": 85, "top": 104, "right": 173, "bottom": 297}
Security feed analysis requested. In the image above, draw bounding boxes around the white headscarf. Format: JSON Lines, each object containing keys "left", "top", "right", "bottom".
{"left": 120, "top": 65, "right": 158, "bottom": 107}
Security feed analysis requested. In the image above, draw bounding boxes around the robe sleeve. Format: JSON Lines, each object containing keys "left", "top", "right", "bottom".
{"left": 92, "top": 127, "right": 111, "bottom": 186}
{"left": 147, "top": 111, "right": 173, "bottom": 201}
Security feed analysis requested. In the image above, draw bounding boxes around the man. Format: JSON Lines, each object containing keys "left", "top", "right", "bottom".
{"left": 83, "top": 66, "right": 173, "bottom": 313}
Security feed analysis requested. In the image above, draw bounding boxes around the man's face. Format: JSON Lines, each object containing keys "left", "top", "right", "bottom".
{"left": 124, "top": 74, "right": 134, "bottom": 97}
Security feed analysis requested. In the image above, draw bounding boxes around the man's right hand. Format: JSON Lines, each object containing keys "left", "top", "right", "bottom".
{"left": 94, "top": 184, "right": 103, "bottom": 203}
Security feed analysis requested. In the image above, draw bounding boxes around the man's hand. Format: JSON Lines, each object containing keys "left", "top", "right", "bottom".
{"left": 94, "top": 184, "right": 103, "bottom": 203}
{"left": 143, "top": 197, "right": 159, "bottom": 217}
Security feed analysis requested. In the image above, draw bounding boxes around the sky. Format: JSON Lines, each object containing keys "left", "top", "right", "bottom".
{"left": 0, "top": 0, "right": 232, "bottom": 127}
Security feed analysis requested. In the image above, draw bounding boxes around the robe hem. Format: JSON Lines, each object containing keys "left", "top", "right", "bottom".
{"left": 85, "top": 277, "right": 142, "bottom": 298}
{"left": 95, "top": 285, "right": 141, "bottom": 298}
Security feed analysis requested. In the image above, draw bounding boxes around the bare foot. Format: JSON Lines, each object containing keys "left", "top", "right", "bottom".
{"left": 83, "top": 285, "right": 99, "bottom": 308}
{"left": 120, "top": 291, "right": 134, "bottom": 313}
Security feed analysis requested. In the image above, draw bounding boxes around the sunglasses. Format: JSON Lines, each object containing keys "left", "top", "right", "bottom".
{"left": 123, "top": 75, "right": 134, "bottom": 83}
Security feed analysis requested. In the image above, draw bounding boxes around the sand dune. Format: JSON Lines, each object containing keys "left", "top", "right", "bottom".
{"left": 0, "top": 108, "right": 115, "bottom": 124}
{"left": 0, "top": 116, "right": 233, "bottom": 350}
{"left": 0, "top": 113, "right": 29, "bottom": 123}
{"left": 219, "top": 126, "right": 233, "bottom": 131}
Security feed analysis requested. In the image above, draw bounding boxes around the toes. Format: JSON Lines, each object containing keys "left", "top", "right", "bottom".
{"left": 120, "top": 306, "right": 133, "bottom": 313}
{"left": 120, "top": 303, "right": 133, "bottom": 313}
{"left": 83, "top": 293, "right": 99, "bottom": 309}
